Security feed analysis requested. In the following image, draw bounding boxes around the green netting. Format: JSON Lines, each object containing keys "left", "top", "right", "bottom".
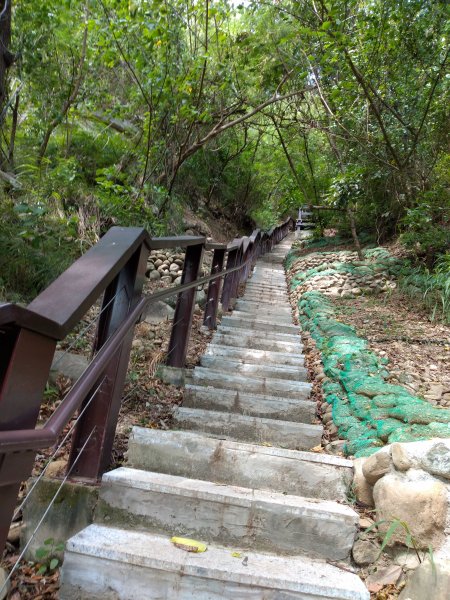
{"left": 287, "top": 246, "right": 450, "bottom": 458}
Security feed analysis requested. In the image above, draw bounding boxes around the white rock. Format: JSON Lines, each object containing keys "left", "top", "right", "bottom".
{"left": 0, "top": 567, "right": 10, "bottom": 600}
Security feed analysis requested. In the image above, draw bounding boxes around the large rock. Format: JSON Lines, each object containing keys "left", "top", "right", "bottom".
{"left": 50, "top": 351, "right": 89, "bottom": 384}
{"left": 149, "top": 270, "right": 161, "bottom": 281}
{"left": 391, "top": 443, "right": 412, "bottom": 471}
{"left": 422, "top": 441, "right": 450, "bottom": 480}
{"left": 144, "top": 301, "right": 175, "bottom": 325}
{"left": 399, "top": 557, "right": 450, "bottom": 600}
{"left": 362, "top": 449, "right": 392, "bottom": 484}
{"left": 196, "top": 289, "right": 206, "bottom": 307}
{"left": 353, "top": 457, "right": 374, "bottom": 507}
{"left": 352, "top": 535, "right": 380, "bottom": 566}
{"left": 373, "top": 472, "right": 447, "bottom": 549}
{"left": 0, "top": 567, "right": 10, "bottom": 600}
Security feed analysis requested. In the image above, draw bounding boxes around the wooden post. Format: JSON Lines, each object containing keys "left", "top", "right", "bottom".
{"left": 167, "top": 243, "right": 204, "bottom": 367}
{"left": 68, "top": 243, "right": 149, "bottom": 480}
{"left": 203, "top": 247, "right": 226, "bottom": 330}
{"left": 0, "top": 327, "right": 56, "bottom": 551}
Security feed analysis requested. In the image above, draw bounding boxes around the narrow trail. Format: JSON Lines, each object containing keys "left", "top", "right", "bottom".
{"left": 59, "top": 236, "right": 369, "bottom": 599}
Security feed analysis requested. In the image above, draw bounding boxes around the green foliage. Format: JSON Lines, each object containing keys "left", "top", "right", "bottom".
{"left": 0, "top": 199, "right": 79, "bottom": 302}
{"left": 399, "top": 256, "right": 450, "bottom": 323}
{"left": 35, "top": 538, "right": 65, "bottom": 575}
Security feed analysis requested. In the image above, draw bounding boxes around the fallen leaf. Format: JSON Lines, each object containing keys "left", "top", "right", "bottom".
{"left": 170, "top": 537, "right": 207, "bottom": 553}
{"left": 359, "top": 517, "right": 375, "bottom": 529}
{"left": 310, "top": 444, "right": 324, "bottom": 453}
{"left": 365, "top": 564, "right": 402, "bottom": 592}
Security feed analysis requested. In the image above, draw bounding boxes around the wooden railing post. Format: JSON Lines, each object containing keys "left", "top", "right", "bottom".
{"left": 167, "top": 242, "right": 204, "bottom": 367}
{"left": 221, "top": 246, "right": 239, "bottom": 312}
{"left": 0, "top": 327, "right": 57, "bottom": 551}
{"left": 203, "top": 246, "right": 226, "bottom": 330}
{"left": 68, "top": 243, "right": 149, "bottom": 481}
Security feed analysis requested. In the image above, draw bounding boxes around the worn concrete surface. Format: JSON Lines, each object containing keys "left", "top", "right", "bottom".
{"left": 61, "top": 526, "right": 369, "bottom": 600}
{"left": 184, "top": 385, "right": 314, "bottom": 421}
{"left": 126, "top": 428, "right": 353, "bottom": 502}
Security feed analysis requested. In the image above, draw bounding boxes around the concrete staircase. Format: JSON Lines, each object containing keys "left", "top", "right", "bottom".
{"left": 60, "top": 237, "right": 369, "bottom": 600}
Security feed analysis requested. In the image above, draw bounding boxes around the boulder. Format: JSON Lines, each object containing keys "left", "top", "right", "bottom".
{"left": 399, "top": 557, "right": 450, "bottom": 600}
{"left": 353, "top": 457, "right": 374, "bottom": 507}
{"left": 362, "top": 448, "right": 392, "bottom": 484}
{"left": 50, "top": 351, "right": 89, "bottom": 384}
{"left": 0, "top": 567, "right": 9, "bottom": 600}
{"left": 352, "top": 535, "right": 380, "bottom": 566}
{"left": 391, "top": 443, "right": 412, "bottom": 471}
{"left": 149, "top": 270, "right": 161, "bottom": 281}
{"left": 196, "top": 289, "right": 206, "bottom": 307}
{"left": 421, "top": 441, "right": 450, "bottom": 480}
{"left": 144, "top": 301, "right": 175, "bottom": 325}
{"left": 373, "top": 472, "right": 447, "bottom": 549}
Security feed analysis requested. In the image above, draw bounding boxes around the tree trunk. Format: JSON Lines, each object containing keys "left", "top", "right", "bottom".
{"left": 0, "top": 0, "right": 13, "bottom": 115}
{"left": 347, "top": 206, "right": 363, "bottom": 260}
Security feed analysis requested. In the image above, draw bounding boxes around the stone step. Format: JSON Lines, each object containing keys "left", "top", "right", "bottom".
{"left": 244, "top": 287, "right": 287, "bottom": 295}
{"left": 247, "top": 272, "right": 287, "bottom": 286}
{"left": 243, "top": 290, "right": 287, "bottom": 299}
{"left": 96, "top": 468, "right": 358, "bottom": 560}
{"left": 235, "top": 301, "right": 293, "bottom": 315}
{"left": 220, "top": 316, "right": 298, "bottom": 335}
{"left": 246, "top": 281, "right": 287, "bottom": 288}
{"left": 184, "top": 384, "right": 314, "bottom": 422}
{"left": 212, "top": 331, "right": 302, "bottom": 352}
{"left": 203, "top": 344, "right": 304, "bottom": 366}
{"left": 229, "top": 311, "right": 294, "bottom": 325}
{"left": 192, "top": 367, "right": 311, "bottom": 399}
{"left": 173, "top": 407, "right": 322, "bottom": 450}
{"left": 238, "top": 297, "right": 291, "bottom": 307}
{"left": 61, "top": 525, "right": 369, "bottom": 600}
{"left": 217, "top": 325, "right": 300, "bottom": 342}
{"left": 126, "top": 428, "right": 354, "bottom": 502}
{"left": 200, "top": 356, "right": 307, "bottom": 381}
{"left": 241, "top": 298, "right": 289, "bottom": 306}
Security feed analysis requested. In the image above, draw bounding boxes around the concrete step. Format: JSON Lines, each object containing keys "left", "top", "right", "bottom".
{"left": 235, "top": 301, "right": 293, "bottom": 315}
{"left": 244, "top": 287, "right": 287, "bottom": 296}
{"left": 192, "top": 367, "right": 311, "bottom": 399}
{"left": 230, "top": 310, "right": 294, "bottom": 324}
{"left": 236, "top": 297, "right": 292, "bottom": 308}
{"left": 238, "top": 297, "right": 291, "bottom": 307}
{"left": 203, "top": 344, "right": 304, "bottom": 366}
{"left": 243, "top": 291, "right": 287, "bottom": 299}
{"left": 126, "top": 428, "right": 354, "bottom": 502}
{"left": 212, "top": 331, "right": 302, "bottom": 352}
{"left": 61, "top": 525, "right": 369, "bottom": 600}
{"left": 96, "top": 468, "right": 358, "bottom": 560}
{"left": 200, "top": 356, "right": 307, "bottom": 381}
{"left": 217, "top": 325, "right": 300, "bottom": 342}
{"left": 250, "top": 281, "right": 285, "bottom": 285}
{"left": 173, "top": 407, "right": 322, "bottom": 450}
{"left": 221, "top": 316, "right": 298, "bottom": 335}
{"left": 246, "top": 281, "right": 287, "bottom": 289}
{"left": 184, "top": 384, "right": 314, "bottom": 422}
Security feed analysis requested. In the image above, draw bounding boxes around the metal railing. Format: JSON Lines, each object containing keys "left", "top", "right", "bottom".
{"left": 0, "top": 217, "right": 294, "bottom": 552}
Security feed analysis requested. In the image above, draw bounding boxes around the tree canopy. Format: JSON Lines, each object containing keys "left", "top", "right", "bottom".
{"left": 0, "top": 0, "right": 448, "bottom": 297}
